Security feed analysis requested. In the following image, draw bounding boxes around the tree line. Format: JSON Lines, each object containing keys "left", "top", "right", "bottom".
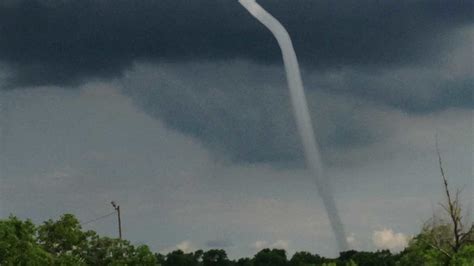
{"left": 0, "top": 212, "right": 472, "bottom": 266}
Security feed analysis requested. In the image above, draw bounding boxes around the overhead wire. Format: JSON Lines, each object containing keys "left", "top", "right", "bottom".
{"left": 81, "top": 211, "right": 116, "bottom": 226}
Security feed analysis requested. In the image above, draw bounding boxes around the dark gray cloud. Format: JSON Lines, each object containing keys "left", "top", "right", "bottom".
{"left": 121, "top": 63, "right": 380, "bottom": 164}
{"left": 121, "top": 62, "right": 303, "bottom": 163}
{"left": 120, "top": 58, "right": 471, "bottom": 164}
{"left": 206, "top": 239, "right": 234, "bottom": 248}
{"left": 1, "top": 0, "right": 472, "bottom": 164}
{"left": 1, "top": 0, "right": 472, "bottom": 87}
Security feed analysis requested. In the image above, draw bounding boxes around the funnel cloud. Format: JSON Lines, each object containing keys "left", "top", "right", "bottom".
{"left": 0, "top": 0, "right": 471, "bottom": 258}
{"left": 239, "top": 0, "right": 348, "bottom": 251}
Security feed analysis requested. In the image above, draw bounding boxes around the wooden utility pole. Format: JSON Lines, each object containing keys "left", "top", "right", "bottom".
{"left": 111, "top": 201, "right": 122, "bottom": 240}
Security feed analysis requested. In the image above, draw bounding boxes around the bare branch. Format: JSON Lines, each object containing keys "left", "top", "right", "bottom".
{"left": 439, "top": 203, "right": 450, "bottom": 214}
{"left": 460, "top": 225, "right": 474, "bottom": 243}
{"left": 435, "top": 139, "right": 462, "bottom": 252}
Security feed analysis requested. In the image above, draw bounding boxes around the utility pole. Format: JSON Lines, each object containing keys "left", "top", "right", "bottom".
{"left": 111, "top": 201, "right": 122, "bottom": 240}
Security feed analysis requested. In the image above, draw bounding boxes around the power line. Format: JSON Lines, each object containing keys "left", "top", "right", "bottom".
{"left": 81, "top": 211, "right": 116, "bottom": 226}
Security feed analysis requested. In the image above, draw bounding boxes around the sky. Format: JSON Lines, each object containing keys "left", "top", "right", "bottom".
{"left": 0, "top": 0, "right": 473, "bottom": 259}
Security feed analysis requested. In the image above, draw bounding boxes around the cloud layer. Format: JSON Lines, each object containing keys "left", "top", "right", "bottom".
{"left": 1, "top": 0, "right": 472, "bottom": 164}
{"left": 120, "top": 52, "right": 473, "bottom": 163}
{"left": 0, "top": 0, "right": 472, "bottom": 87}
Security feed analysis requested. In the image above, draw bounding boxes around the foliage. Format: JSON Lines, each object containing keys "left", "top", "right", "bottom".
{"left": 202, "top": 249, "right": 231, "bottom": 266}
{"left": 163, "top": 250, "right": 200, "bottom": 266}
{"left": 0, "top": 214, "right": 157, "bottom": 265}
{"left": 0, "top": 216, "right": 52, "bottom": 265}
{"left": 290, "top": 251, "right": 324, "bottom": 266}
{"left": 338, "top": 249, "right": 397, "bottom": 266}
{"left": 0, "top": 213, "right": 473, "bottom": 265}
{"left": 397, "top": 224, "right": 474, "bottom": 266}
{"left": 235, "top": 257, "right": 253, "bottom": 266}
{"left": 37, "top": 213, "right": 90, "bottom": 257}
{"left": 252, "top": 248, "right": 288, "bottom": 266}
{"left": 395, "top": 147, "right": 474, "bottom": 266}
{"left": 451, "top": 244, "right": 474, "bottom": 266}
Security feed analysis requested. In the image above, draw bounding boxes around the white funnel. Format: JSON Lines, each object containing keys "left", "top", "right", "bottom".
{"left": 239, "top": 0, "right": 348, "bottom": 251}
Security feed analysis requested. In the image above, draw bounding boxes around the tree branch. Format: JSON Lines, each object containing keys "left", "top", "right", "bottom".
{"left": 419, "top": 238, "right": 452, "bottom": 259}
{"left": 436, "top": 138, "right": 462, "bottom": 252}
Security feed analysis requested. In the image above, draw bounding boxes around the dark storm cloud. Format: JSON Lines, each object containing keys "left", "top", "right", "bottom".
{"left": 1, "top": 0, "right": 472, "bottom": 164}
{"left": 121, "top": 63, "right": 378, "bottom": 164}
{"left": 1, "top": 0, "right": 472, "bottom": 87}
{"left": 121, "top": 63, "right": 303, "bottom": 163}
{"left": 121, "top": 59, "right": 471, "bottom": 164}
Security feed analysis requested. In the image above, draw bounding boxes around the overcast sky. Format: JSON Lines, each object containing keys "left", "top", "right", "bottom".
{"left": 0, "top": 0, "right": 473, "bottom": 258}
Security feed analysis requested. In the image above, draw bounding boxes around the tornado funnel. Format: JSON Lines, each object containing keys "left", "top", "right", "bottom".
{"left": 239, "top": 0, "right": 348, "bottom": 251}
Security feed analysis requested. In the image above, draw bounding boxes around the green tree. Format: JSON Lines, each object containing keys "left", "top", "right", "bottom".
{"left": 0, "top": 216, "right": 53, "bottom": 265}
{"left": 37, "top": 213, "right": 156, "bottom": 265}
{"left": 451, "top": 244, "right": 474, "bottom": 266}
{"left": 194, "top": 249, "right": 204, "bottom": 262}
{"left": 156, "top": 253, "right": 166, "bottom": 265}
{"left": 236, "top": 257, "right": 253, "bottom": 266}
{"left": 37, "top": 214, "right": 91, "bottom": 260}
{"left": 253, "top": 248, "right": 287, "bottom": 266}
{"left": 339, "top": 250, "right": 396, "bottom": 266}
{"left": 289, "top": 251, "right": 324, "bottom": 266}
{"left": 202, "top": 249, "right": 231, "bottom": 266}
{"left": 127, "top": 244, "right": 158, "bottom": 265}
{"left": 81, "top": 235, "right": 156, "bottom": 265}
{"left": 397, "top": 145, "right": 474, "bottom": 265}
{"left": 397, "top": 225, "right": 473, "bottom": 266}
{"left": 164, "top": 250, "right": 200, "bottom": 266}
